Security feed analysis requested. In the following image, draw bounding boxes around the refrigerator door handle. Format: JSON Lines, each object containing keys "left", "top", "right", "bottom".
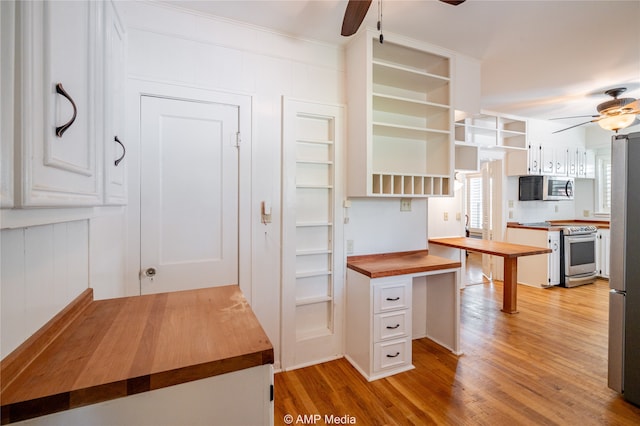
{"left": 608, "top": 290, "right": 625, "bottom": 393}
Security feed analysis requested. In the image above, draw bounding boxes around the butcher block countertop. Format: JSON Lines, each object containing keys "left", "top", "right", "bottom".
{"left": 428, "top": 237, "right": 551, "bottom": 258}
{"left": 347, "top": 250, "right": 461, "bottom": 278}
{"left": 0, "top": 285, "right": 273, "bottom": 424}
{"left": 507, "top": 220, "right": 610, "bottom": 231}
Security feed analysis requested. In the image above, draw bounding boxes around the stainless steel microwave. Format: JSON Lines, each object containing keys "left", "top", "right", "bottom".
{"left": 519, "top": 176, "right": 574, "bottom": 201}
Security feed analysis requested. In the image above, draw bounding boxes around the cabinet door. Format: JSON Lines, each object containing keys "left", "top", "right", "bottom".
{"left": 18, "top": 1, "right": 101, "bottom": 206}
{"left": 103, "top": 1, "right": 126, "bottom": 204}
{"left": 528, "top": 144, "right": 542, "bottom": 174}
{"left": 576, "top": 148, "right": 588, "bottom": 178}
{"left": 540, "top": 145, "right": 555, "bottom": 175}
{"left": 1, "top": 0, "right": 15, "bottom": 207}
{"left": 548, "top": 231, "right": 561, "bottom": 285}
{"left": 554, "top": 148, "right": 567, "bottom": 176}
{"left": 567, "top": 148, "right": 578, "bottom": 177}
{"left": 598, "top": 229, "right": 610, "bottom": 278}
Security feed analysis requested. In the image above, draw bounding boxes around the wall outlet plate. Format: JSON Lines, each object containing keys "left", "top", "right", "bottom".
{"left": 400, "top": 198, "right": 411, "bottom": 212}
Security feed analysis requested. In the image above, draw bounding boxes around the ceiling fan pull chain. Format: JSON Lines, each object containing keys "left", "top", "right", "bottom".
{"left": 377, "top": 0, "right": 383, "bottom": 43}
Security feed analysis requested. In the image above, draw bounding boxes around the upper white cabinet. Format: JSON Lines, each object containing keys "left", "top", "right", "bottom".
{"left": 12, "top": 0, "right": 126, "bottom": 208}
{"left": 103, "top": 1, "right": 127, "bottom": 205}
{"left": 1, "top": 0, "right": 16, "bottom": 208}
{"left": 346, "top": 30, "right": 454, "bottom": 197}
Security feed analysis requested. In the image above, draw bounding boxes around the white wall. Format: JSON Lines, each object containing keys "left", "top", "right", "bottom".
{"left": 345, "top": 198, "right": 428, "bottom": 255}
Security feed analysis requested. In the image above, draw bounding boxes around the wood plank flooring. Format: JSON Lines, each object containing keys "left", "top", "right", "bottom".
{"left": 275, "top": 279, "right": 640, "bottom": 425}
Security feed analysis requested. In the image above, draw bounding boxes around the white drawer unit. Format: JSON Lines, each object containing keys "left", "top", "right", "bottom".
{"left": 373, "top": 310, "right": 409, "bottom": 341}
{"left": 345, "top": 271, "right": 414, "bottom": 381}
{"left": 374, "top": 282, "right": 410, "bottom": 313}
{"left": 374, "top": 338, "right": 412, "bottom": 372}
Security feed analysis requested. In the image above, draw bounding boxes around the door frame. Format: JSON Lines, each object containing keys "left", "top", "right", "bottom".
{"left": 125, "top": 79, "right": 252, "bottom": 301}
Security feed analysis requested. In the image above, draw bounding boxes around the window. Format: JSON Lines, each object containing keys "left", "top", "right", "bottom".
{"left": 596, "top": 155, "right": 611, "bottom": 215}
{"left": 467, "top": 175, "right": 483, "bottom": 231}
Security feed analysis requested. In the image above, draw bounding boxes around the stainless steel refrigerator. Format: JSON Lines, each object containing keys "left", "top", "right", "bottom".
{"left": 609, "top": 131, "right": 640, "bottom": 406}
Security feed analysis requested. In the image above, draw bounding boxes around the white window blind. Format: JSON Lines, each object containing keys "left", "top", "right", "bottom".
{"left": 597, "top": 157, "right": 611, "bottom": 214}
{"left": 468, "top": 176, "right": 483, "bottom": 230}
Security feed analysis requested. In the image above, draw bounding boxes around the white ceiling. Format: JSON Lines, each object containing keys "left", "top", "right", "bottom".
{"left": 161, "top": 0, "right": 640, "bottom": 127}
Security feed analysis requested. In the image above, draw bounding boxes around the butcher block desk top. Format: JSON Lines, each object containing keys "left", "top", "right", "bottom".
{"left": 428, "top": 237, "right": 551, "bottom": 314}
{"left": 428, "top": 237, "right": 551, "bottom": 258}
{"left": 0, "top": 285, "right": 273, "bottom": 424}
{"left": 347, "top": 250, "right": 461, "bottom": 278}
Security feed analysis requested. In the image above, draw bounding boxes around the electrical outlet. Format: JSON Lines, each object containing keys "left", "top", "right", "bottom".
{"left": 443, "top": 212, "right": 449, "bottom": 221}
{"left": 400, "top": 198, "right": 412, "bottom": 212}
{"left": 554, "top": 205, "right": 559, "bottom": 213}
{"left": 456, "top": 212, "right": 461, "bottom": 221}
{"left": 346, "top": 240, "right": 354, "bottom": 254}
{"left": 509, "top": 210, "right": 514, "bottom": 219}
{"left": 508, "top": 200, "right": 514, "bottom": 208}
{"left": 583, "top": 210, "right": 590, "bottom": 217}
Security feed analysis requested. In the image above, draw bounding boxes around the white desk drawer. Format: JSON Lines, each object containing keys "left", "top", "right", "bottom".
{"left": 373, "top": 338, "right": 411, "bottom": 372}
{"left": 373, "top": 280, "right": 410, "bottom": 313}
{"left": 373, "top": 310, "right": 409, "bottom": 342}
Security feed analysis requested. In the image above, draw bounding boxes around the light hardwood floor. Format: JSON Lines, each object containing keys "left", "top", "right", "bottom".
{"left": 275, "top": 279, "right": 640, "bottom": 425}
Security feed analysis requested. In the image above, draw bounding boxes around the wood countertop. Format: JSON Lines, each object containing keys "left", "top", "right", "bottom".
{"left": 428, "top": 237, "right": 551, "bottom": 258}
{"left": 507, "top": 220, "right": 610, "bottom": 231}
{"left": 0, "top": 285, "right": 273, "bottom": 424}
{"left": 347, "top": 250, "right": 461, "bottom": 278}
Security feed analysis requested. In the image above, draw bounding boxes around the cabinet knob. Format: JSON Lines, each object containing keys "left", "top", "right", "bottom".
{"left": 144, "top": 267, "right": 157, "bottom": 278}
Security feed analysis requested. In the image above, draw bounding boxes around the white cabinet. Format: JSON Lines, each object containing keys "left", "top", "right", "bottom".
{"left": 345, "top": 272, "right": 413, "bottom": 381}
{"left": 548, "top": 231, "right": 561, "bottom": 286}
{"left": 16, "top": 0, "right": 102, "bottom": 206}
{"left": 541, "top": 145, "right": 567, "bottom": 176}
{"left": 346, "top": 30, "right": 454, "bottom": 197}
{"left": 12, "top": 0, "right": 126, "bottom": 208}
{"left": 103, "top": 0, "right": 127, "bottom": 204}
{"left": 506, "top": 227, "right": 558, "bottom": 287}
{"left": 1, "top": 0, "right": 15, "bottom": 208}
{"left": 597, "top": 228, "right": 610, "bottom": 278}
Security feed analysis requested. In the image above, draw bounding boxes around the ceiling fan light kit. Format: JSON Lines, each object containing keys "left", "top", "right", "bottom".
{"left": 597, "top": 114, "right": 637, "bottom": 132}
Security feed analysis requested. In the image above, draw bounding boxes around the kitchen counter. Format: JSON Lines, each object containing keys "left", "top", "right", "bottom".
{"left": 346, "top": 250, "right": 461, "bottom": 278}
{"left": 428, "top": 237, "right": 551, "bottom": 314}
{"left": 0, "top": 285, "right": 274, "bottom": 424}
{"left": 507, "top": 220, "right": 610, "bottom": 231}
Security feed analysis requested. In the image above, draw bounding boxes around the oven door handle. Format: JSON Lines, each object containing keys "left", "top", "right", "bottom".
{"left": 565, "top": 234, "right": 596, "bottom": 243}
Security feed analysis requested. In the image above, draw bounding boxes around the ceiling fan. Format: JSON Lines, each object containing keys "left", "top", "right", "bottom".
{"left": 552, "top": 88, "right": 640, "bottom": 134}
{"left": 341, "top": 0, "right": 466, "bottom": 37}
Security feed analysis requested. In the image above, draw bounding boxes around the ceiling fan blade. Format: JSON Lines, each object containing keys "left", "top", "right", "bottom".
{"left": 341, "top": 0, "right": 372, "bottom": 36}
{"left": 440, "top": 0, "right": 466, "bottom": 4}
{"left": 552, "top": 119, "right": 600, "bottom": 134}
{"left": 549, "top": 115, "right": 600, "bottom": 121}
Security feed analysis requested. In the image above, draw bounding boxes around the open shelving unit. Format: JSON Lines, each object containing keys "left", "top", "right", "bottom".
{"left": 454, "top": 112, "right": 528, "bottom": 172}
{"left": 346, "top": 30, "right": 454, "bottom": 197}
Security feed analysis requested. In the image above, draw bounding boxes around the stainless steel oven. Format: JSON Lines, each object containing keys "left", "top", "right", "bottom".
{"left": 561, "top": 225, "right": 597, "bottom": 287}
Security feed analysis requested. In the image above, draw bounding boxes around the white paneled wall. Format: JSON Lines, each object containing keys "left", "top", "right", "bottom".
{"left": 1, "top": 221, "right": 89, "bottom": 358}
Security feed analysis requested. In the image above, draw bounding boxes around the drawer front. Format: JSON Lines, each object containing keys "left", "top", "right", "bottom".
{"left": 373, "top": 281, "right": 410, "bottom": 313}
{"left": 373, "top": 338, "right": 411, "bottom": 372}
{"left": 373, "top": 311, "right": 409, "bottom": 342}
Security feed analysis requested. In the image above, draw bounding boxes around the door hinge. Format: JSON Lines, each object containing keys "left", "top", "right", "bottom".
{"left": 235, "top": 132, "right": 241, "bottom": 148}
{"left": 270, "top": 384, "right": 274, "bottom": 402}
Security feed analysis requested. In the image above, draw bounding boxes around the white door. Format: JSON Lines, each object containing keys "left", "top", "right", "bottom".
{"left": 140, "top": 96, "right": 239, "bottom": 294}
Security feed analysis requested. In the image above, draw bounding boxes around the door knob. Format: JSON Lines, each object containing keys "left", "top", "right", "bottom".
{"left": 144, "top": 267, "right": 157, "bottom": 278}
